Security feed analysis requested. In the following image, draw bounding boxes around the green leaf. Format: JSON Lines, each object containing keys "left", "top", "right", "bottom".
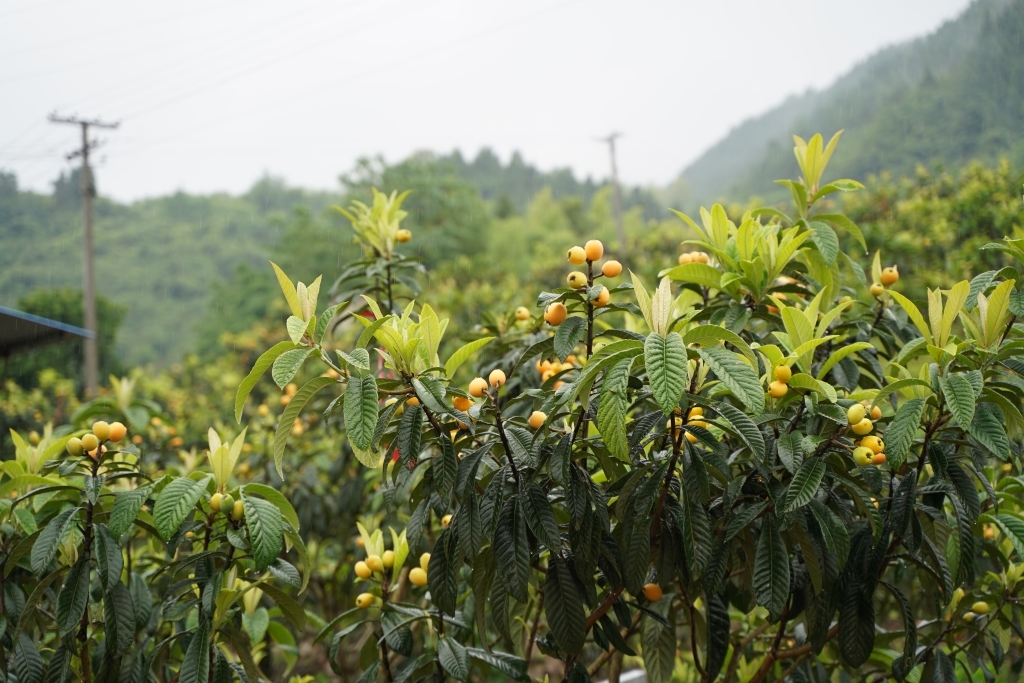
{"left": 444, "top": 337, "right": 494, "bottom": 378}
{"left": 57, "top": 556, "right": 90, "bottom": 637}
{"left": 412, "top": 376, "right": 473, "bottom": 433}
{"left": 753, "top": 513, "right": 790, "bottom": 618}
{"left": 273, "top": 375, "right": 337, "bottom": 476}
{"left": 664, "top": 262, "right": 722, "bottom": 289}
{"left": 696, "top": 347, "right": 765, "bottom": 414}
{"left": 884, "top": 398, "right": 925, "bottom": 468}
{"left": 153, "top": 475, "right": 211, "bottom": 540}
{"left": 104, "top": 582, "right": 136, "bottom": 654}
{"left": 888, "top": 290, "right": 932, "bottom": 345}
{"left": 241, "top": 483, "right": 301, "bottom": 534}
{"left": 344, "top": 375, "right": 379, "bottom": 451}
{"left": 466, "top": 648, "right": 530, "bottom": 682}
{"left": 271, "top": 347, "right": 312, "bottom": 389}
{"left": 776, "top": 431, "right": 803, "bottom": 473}
{"left": 645, "top": 332, "right": 688, "bottom": 416}
{"left": 438, "top": 637, "right": 471, "bottom": 681}
{"left": 788, "top": 373, "right": 837, "bottom": 402}
{"left": 783, "top": 458, "right": 825, "bottom": 512}
{"left": 494, "top": 496, "right": 529, "bottom": 603}
{"left": 259, "top": 580, "right": 306, "bottom": 630}
{"left": 939, "top": 374, "right": 975, "bottom": 431}
{"left": 544, "top": 558, "right": 586, "bottom": 655}
{"left": 969, "top": 404, "right": 1011, "bottom": 460}
{"left": 108, "top": 485, "right": 153, "bottom": 538}
{"left": 94, "top": 524, "right": 123, "bottom": 591}
{"left": 434, "top": 434, "right": 458, "bottom": 500}
{"left": 705, "top": 594, "right": 730, "bottom": 680}
{"left": 520, "top": 481, "right": 560, "bottom": 552}
{"left": 597, "top": 358, "right": 632, "bottom": 460}
{"left": 881, "top": 582, "right": 916, "bottom": 676}
{"left": 808, "top": 221, "right": 839, "bottom": 265}
{"left": 554, "top": 316, "right": 587, "bottom": 362}
{"left": 428, "top": 527, "right": 459, "bottom": 616}
{"left": 179, "top": 618, "right": 212, "bottom": 683}
{"left": 337, "top": 348, "right": 371, "bottom": 373}
{"left": 713, "top": 402, "right": 766, "bottom": 462}
{"left": 641, "top": 598, "right": 677, "bottom": 683}
{"left": 13, "top": 634, "right": 43, "bottom": 683}
{"left": 812, "top": 213, "right": 867, "bottom": 252}
{"left": 808, "top": 499, "right": 849, "bottom": 568}
{"left": 242, "top": 607, "right": 270, "bottom": 644}
{"left": 270, "top": 261, "right": 304, "bottom": 318}
{"left": 30, "top": 507, "right": 79, "bottom": 574}
{"left": 993, "top": 514, "right": 1024, "bottom": 558}
{"left": 243, "top": 492, "right": 284, "bottom": 571}
{"left": 508, "top": 337, "right": 555, "bottom": 378}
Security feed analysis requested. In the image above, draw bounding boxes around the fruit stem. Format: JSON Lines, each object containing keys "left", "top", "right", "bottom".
{"left": 491, "top": 393, "right": 521, "bottom": 485}
{"left": 585, "top": 260, "right": 595, "bottom": 359}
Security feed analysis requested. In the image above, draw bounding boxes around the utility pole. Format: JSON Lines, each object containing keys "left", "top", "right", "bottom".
{"left": 49, "top": 113, "right": 119, "bottom": 397}
{"left": 596, "top": 132, "right": 625, "bottom": 254}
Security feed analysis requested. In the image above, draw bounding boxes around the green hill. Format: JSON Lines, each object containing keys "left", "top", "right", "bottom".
{"left": 676, "top": 0, "right": 1020, "bottom": 205}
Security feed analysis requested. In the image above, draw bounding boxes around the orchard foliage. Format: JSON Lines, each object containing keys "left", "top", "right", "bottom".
{"left": 6, "top": 130, "right": 1024, "bottom": 683}
{"left": 234, "top": 132, "right": 1024, "bottom": 681}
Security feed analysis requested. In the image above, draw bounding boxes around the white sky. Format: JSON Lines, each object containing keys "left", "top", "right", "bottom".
{"left": 0, "top": 0, "right": 973, "bottom": 202}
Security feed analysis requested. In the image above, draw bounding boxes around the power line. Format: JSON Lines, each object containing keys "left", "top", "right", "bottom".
{"left": 48, "top": 113, "right": 120, "bottom": 397}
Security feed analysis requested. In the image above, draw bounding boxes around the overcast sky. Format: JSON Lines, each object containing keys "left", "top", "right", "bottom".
{"left": 0, "top": 0, "right": 973, "bottom": 202}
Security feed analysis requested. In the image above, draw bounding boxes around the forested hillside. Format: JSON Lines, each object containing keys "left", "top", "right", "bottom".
{"left": 676, "top": 0, "right": 1019, "bottom": 204}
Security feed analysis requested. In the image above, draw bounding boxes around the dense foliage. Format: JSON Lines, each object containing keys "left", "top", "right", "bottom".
{"left": 5, "top": 131, "right": 1024, "bottom": 683}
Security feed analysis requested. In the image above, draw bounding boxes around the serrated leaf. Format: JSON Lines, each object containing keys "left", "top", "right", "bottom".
{"left": 444, "top": 337, "right": 494, "bottom": 378}
{"left": 494, "top": 496, "right": 529, "bottom": 603}
{"left": 520, "top": 481, "right": 560, "bottom": 552}
{"left": 153, "top": 476, "right": 210, "bottom": 540}
{"left": 969, "top": 404, "right": 1010, "bottom": 460}
{"left": 641, "top": 599, "right": 676, "bottom": 683}
{"left": 554, "top": 317, "right": 587, "bottom": 362}
{"left": 428, "top": 527, "right": 459, "bottom": 616}
{"left": 337, "top": 347, "right": 370, "bottom": 373}
{"left": 438, "top": 637, "right": 471, "bottom": 680}
{"left": 94, "top": 523, "right": 123, "bottom": 591}
{"left": 466, "top": 648, "right": 530, "bottom": 682}
{"left": 271, "top": 347, "right": 312, "bottom": 389}
{"left": 993, "top": 514, "right": 1024, "bottom": 558}
{"left": 235, "top": 341, "right": 298, "bottom": 422}
{"left": 434, "top": 434, "right": 458, "bottom": 500}
{"left": 808, "top": 499, "right": 849, "bottom": 568}
{"left": 838, "top": 579, "right": 874, "bottom": 668}
{"left": 884, "top": 398, "right": 925, "bottom": 468}
{"left": 939, "top": 374, "right": 975, "bottom": 431}
{"left": 881, "top": 582, "right": 916, "bottom": 677}
{"left": 545, "top": 558, "right": 586, "bottom": 655}
{"left": 645, "top": 331, "right": 688, "bottom": 416}
{"left": 783, "top": 458, "right": 825, "bottom": 512}
{"left": 179, "top": 618, "right": 211, "bottom": 683}
{"left": 597, "top": 358, "right": 632, "bottom": 460}
{"left": 776, "top": 431, "right": 803, "bottom": 473}
{"left": 108, "top": 485, "right": 152, "bottom": 539}
{"left": 344, "top": 374, "right": 379, "bottom": 451}
{"left": 104, "top": 582, "right": 136, "bottom": 654}
{"left": 243, "top": 607, "right": 270, "bottom": 644}
{"left": 808, "top": 221, "right": 839, "bottom": 265}
{"left": 753, "top": 513, "right": 789, "bottom": 618}
{"left": 243, "top": 493, "right": 283, "bottom": 571}
{"left": 13, "top": 633, "right": 43, "bottom": 683}
{"left": 57, "top": 555, "right": 90, "bottom": 637}
{"left": 664, "top": 262, "right": 723, "bottom": 289}
{"left": 273, "top": 375, "right": 337, "bottom": 476}
{"left": 714, "top": 402, "right": 766, "bottom": 462}
{"left": 696, "top": 347, "right": 765, "bottom": 414}
{"left": 705, "top": 593, "right": 730, "bottom": 681}
{"left": 30, "top": 507, "right": 79, "bottom": 574}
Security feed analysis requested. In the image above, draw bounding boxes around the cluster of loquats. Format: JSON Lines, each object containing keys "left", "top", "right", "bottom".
{"left": 535, "top": 354, "right": 578, "bottom": 387}
{"left": 544, "top": 239, "right": 620, "bottom": 325}
{"left": 847, "top": 402, "right": 888, "bottom": 466}
{"left": 667, "top": 406, "right": 708, "bottom": 445}
{"left": 767, "top": 364, "right": 793, "bottom": 399}
{"left": 209, "top": 490, "right": 246, "bottom": 521}
{"left": 869, "top": 264, "right": 900, "bottom": 298}
{"left": 66, "top": 419, "right": 128, "bottom": 460}
{"left": 677, "top": 249, "right": 710, "bottom": 265}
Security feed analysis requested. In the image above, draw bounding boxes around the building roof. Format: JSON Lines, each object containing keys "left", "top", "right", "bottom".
{"left": 0, "top": 305, "right": 94, "bottom": 357}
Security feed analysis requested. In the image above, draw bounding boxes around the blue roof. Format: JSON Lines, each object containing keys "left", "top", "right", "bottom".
{"left": 0, "top": 304, "right": 94, "bottom": 357}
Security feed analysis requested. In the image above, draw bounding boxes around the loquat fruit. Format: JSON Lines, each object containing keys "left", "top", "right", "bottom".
{"left": 984, "top": 525, "right": 995, "bottom": 540}
{"left": 567, "top": 271, "right": 587, "bottom": 289}
{"left": 409, "top": 567, "right": 428, "bottom": 586}
{"left": 685, "top": 432, "right": 698, "bottom": 444}
{"left": 567, "top": 246, "right": 587, "bottom": 265}
{"left": 869, "top": 283, "right": 884, "bottom": 298}
{"left": 678, "top": 253, "right": 693, "bottom": 265}
{"left": 355, "top": 561, "right": 372, "bottom": 579}
{"left": 870, "top": 405, "right": 882, "bottom": 420}
{"left": 860, "top": 436, "right": 884, "bottom": 454}
{"left": 643, "top": 583, "right": 663, "bottom": 601}
{"left": 356, "top": 593, "right": 374, "bottom": 609}
{"left": 853, "top": 447, "right": 873, "bottom": 467}
{"left": 211, "top": 492, "right": 223, "bottom": 511}
{"left": 441, "top": 514, "right": 452, "bottom": 528}
{"left": 66, "top": 437, "right": 84, "bottom": 457}
{"left": 219, "top": 494, "right": 235, "bottom": 514}
{"left": 453, "top": 396, "right": 473, "bottom": 412}
{"left": 851, "top": 418, "right": 874, "bottom": 436}
{"left": 231, "top": 499, "right": 245, "bottom": 521}
{"left": 545, "top": 302, "right": 568, "bottom": 326}
{"left": 846, "top": 404, "right": 866, "bottom": 425}
{"left": 602, "top": 260, "right": 622, "bottom": 277}
{"left": 258, "top": 404, "right": 270, "bottom": 417}
{"left": 406, "top": 396, "right": 420, "bottom": 407}
{"left": 768, "top": 381, "right": 788, "bottom": 398}
{"left": 972, "top": 601, "right": 990, "bottom": 615}
{"left": 420, "top": 552, "right": 431, "bottom": 571}
{"left": 585, "top": 240, "right": 604, "bottom": 261}
{"left": 92, "top": 421, "right": 111, "bottom": 442}
{"left": 489, "top": 369, "right": 506, "bottom": 387}
{"left": 81, "top": 433, "right": 99, "bottom": 452}
{"left": 108, "top": 421, "right": 127, "bottom": 442}
{"left": 593, "top": 287, "right": 611, "bottom": 307}
{"left": 515, "top": 306, "right": 530, "bottom": 321}
{"left": 529, "top": 411, "right": 547, "bottom": 429}
{"left": 366, "top": 555, "right": 384, "bottom": 573}
{"left": 774, "top": 365, "right": 792, "bottom": 384}
{"left": 880, "top": 266, "right": 899, "bottom": 286}
{"left": 396, "top": 228, "right": 412, "bottom": 243}
{"left": 382, "top": 550, "right": 395, "bottom": 568}
{"left": 871, "top": 453, "right": 887, "bottom": 466}
{"left": 469, "top": 377, "right": 488, "bottom": 397}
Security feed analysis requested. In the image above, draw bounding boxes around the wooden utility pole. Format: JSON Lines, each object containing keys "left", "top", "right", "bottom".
{"left": 49, "top": 113, "right": 119, "bottom": 397}
{"left": 597, "top": 132, "right": 625, "bottom": 254}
